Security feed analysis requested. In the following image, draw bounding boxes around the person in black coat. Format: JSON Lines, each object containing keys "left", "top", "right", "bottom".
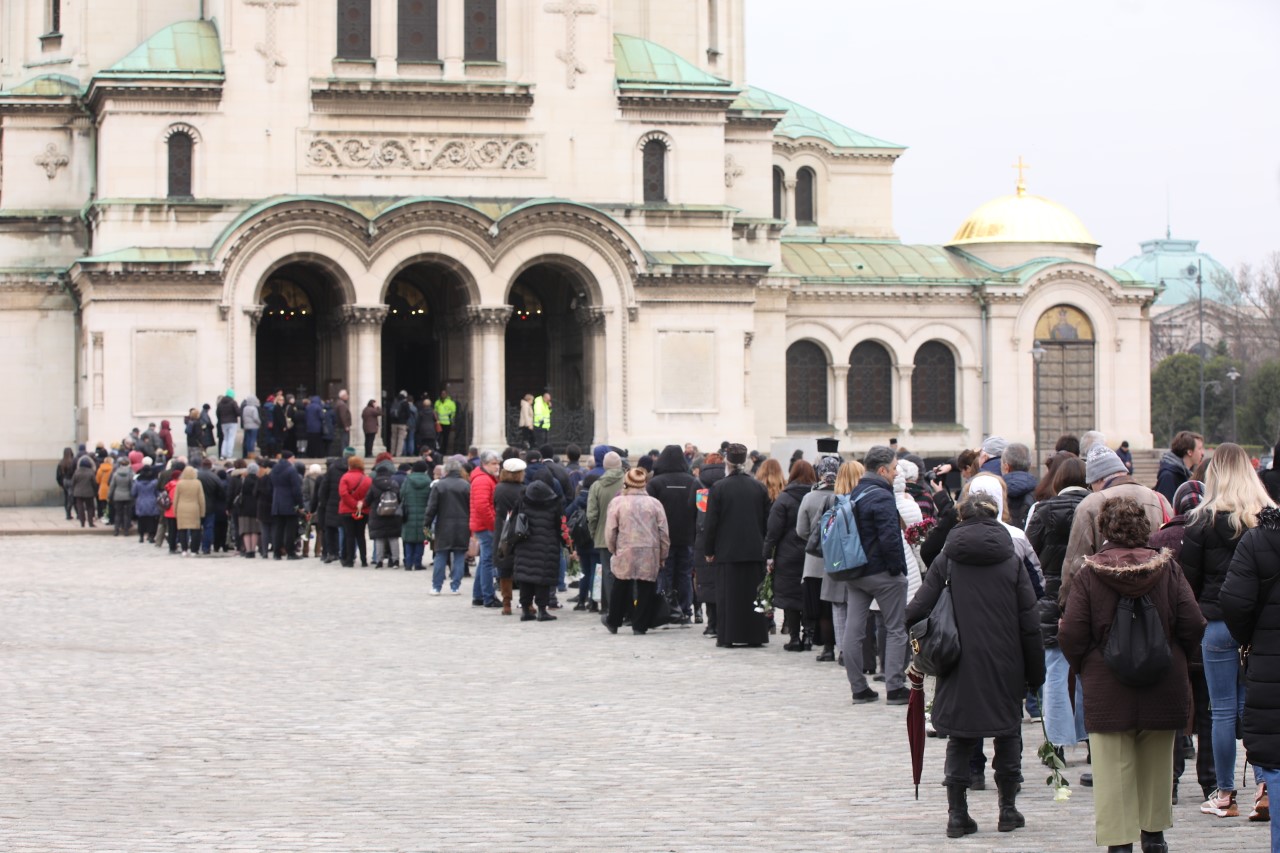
{"left": 647, "top": 445, "right": 699, "bottom": 620}
{"left": 365, "top": 461, "right": 403, "bottom": 568}
{"left": 1221, "top": 505, "right": 1280, "bottom": 834}
{"left": 256, "top": 461, "right": 276, "bottom": 558}
{"left": 315, "top": 454, "right": 347, "bottom": 563}
{"left": 691, "top": 456, "right": 726, "bottom": 635}
{"left": 513, "top": 479, "right": 563, "bottom": 621}
{"left": 906, "top": 493, "right": 1044, "bottom": 839}
{"left": 270, "top": 452, "right": 304, "bottom": 559}
{"left": 763, "top": 462, "right": 816, "bottom": 651}
{"left": 703, "top": 444, "right": 770, "bottom": 648}
{"left": 493, "top": 459, "right": 527, "bottom": 615}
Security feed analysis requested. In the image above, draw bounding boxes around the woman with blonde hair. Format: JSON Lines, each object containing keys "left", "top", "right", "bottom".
{"left": 755, "top": 457, "right": 785, "bottom": 504}
{"left": 818, "top": 460, "right": 864, "bottom": 665}
{"left": 1181, "top": 442, "right": 1276, "bottom": 818}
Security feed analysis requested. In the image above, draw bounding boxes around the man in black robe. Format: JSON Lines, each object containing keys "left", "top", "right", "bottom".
{"left": 703, "top": 443, "right": 770, "bottom": 647}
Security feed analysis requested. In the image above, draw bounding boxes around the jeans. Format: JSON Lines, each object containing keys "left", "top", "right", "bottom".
{"left": 242, "top": 428, "right": 258, "bottom": 457}
{"left": 471, "top": 530, "right": 496, "bottom": 603}
{"left": 577, "top": 547, "right": 598, "bottom": 602}
{"left": 433, "top": 549, "right": 466, "bottom": 592}
{"left": 1255, "top": 765, "right": 1280, "bottom": 853}
{"left": 220, "top": 423, "right": 237, "bottom": 459}
{"left": 1203, "top": 619, "right": 1246, "bottom": 792}
{"left": 658, "top": 545, "right": 694, "bottom": 614}
{"left": 841, "top": 570, "right": 908, "bottom": 694}
{"left": 404, "top": 431, "right": 415, "bottom": 456}
{"left": 403, "top": 541, "right": 425, "bottom": 570}
{"left": 1043, "top": 646, "right": 1087, "bottom": 747}
{"left": 558, "top": 548, "right": 567, "bottom": 593}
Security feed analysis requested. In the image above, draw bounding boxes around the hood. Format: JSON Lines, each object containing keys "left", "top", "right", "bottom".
{"left": 593, "top": 444, "right": 609, "bottom": 466}
{"left": 1084, "top": 546, "right": 1172, "bottom": 597}
{"left": 159, "top": 420, "right": 170, "bottom": 430}
{"left": 1159, "top": 451, "right": 1189, "bottom": 475}
{"left": 524, "top": 479, "right": 560, "bottom": 507}
{"left": 699, "top": 463, "right": 726, "bottom": 489}
{"left": 893, "top": 467, "right": 906, "bottom": 496}
{"left": 1259, "top": 506, "right": 1280, "bottom": 531}
{"left": 653, "top": 445, "right": 688, "bottom": 475}
{"left": 783, "top": 480, "right": 810, "bottom": 500}
{"left": 244, "top": 395, "right": 259, "bottom": 407}
{"left": 967, "top": 473, "right": 1006, "bottom": 518}
{"left": 598, "top": 467, "right": 625, "bottom": 486}
{"left": 77, "top": 456, "right": 93, "bottom": 469}
{"left": 943, "top": 518, "right": 1015, "bottom": 566}
{"left": 1004, "top": 470, "right": 1037, "bottom": 499}
{"left": 374, "top": 460, "right": 396, "bottom": 477}
{"left": 180, "top": 467, "right": 197, "bottom": 480}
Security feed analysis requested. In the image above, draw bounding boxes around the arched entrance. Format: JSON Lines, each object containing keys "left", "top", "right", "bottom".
{"left": 381, "top": 262, "right": 472, "bottom": 449}
{"left": 1033, "top": 304, "right": 1096, "bottom": 451}
{"left": 504, "top": 263, "right": 594, "bottom": 448}
{"left": 255, "top": 262, "right": 347, "bottom": 400}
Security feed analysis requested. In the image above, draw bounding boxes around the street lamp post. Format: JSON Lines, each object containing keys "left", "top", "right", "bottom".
{"left": 1227, "top": 367, "right": 1241, "bottom": 443}
{"left": 1031, "top": 342, "right": 1047, "bottom": 469}
{"left": 1197, "top": 260, "right": 1206, "bottom": 432}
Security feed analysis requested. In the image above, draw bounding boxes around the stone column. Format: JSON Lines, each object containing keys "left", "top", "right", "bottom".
{"left": 575, "top": 306, "right": 607, "bottom": 445}
{"left": 831, "top": 364, "right": 849, "bottom": 433}
{"left": 784, "top": 177, "right": 797, "bottom": 228}
{"left": 374, "top": 0, "right": 397, "bottom": 76}
{"left": 242, "top": 306, "right": 264, "bottom": 397}
{"left": 466, "top": 305, "right": 512, "bottom": 450}
{"left": 341, "top": 305, "right": 388, "bottom": 452}
{"left": 895, "top": 363, "right": 915, "bottom": 434}
{"left": 442, "top": 0, "right": 465, "bottom": 78}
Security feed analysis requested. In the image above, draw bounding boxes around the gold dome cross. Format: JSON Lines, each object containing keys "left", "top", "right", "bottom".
{"left": 1013, "top": 156, "right": 1030, "bottom": 197}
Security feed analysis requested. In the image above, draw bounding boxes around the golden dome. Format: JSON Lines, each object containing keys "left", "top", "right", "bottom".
{"left": 949, "top": 187, "right": 1098, "bottom": 248}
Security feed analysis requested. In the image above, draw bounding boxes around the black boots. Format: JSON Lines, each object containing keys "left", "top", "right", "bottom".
{"left": 997, "top": 779, "right": 1024, "bottom": 832}
{"left": 1140, "top": 830, "right": 1168, "bottom": 853}
{"left": 536, "top": 606, "right": 557, "bottom": 622}
{"left": 946, "top": 784, "right": 978, "bottom": 838}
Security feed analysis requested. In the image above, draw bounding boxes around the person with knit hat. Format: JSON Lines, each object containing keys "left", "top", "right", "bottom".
{"left": 703, "top": 443, "right": 771, "bottom": 648}
{"left": 216, "top": 390, "right": 240, "bottom": 460}
{"left": 587, "top": 451, "right": 626, "bottom": 612}
{"left": 603, "top": 467, "right": 670, "bottom": 634}
{"left": 979, "top": 435, "right": 1008, "bottom": 476}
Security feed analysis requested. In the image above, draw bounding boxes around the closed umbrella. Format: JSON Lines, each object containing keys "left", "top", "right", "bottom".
{"left": 906, "top": 665, "right": 926, "bottom": 799}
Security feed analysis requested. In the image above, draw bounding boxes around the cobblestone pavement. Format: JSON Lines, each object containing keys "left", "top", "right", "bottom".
{"left": 0, "top": 536, "right": 1266, "bottom": 852}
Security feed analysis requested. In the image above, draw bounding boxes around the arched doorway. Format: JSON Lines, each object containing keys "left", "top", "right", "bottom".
{"left": 381, "top": 262, "right": 471, "bottom": 448}
{"left": 1034, "top": 304, "right": 1096, "bottom": 451}
{"left": 504, "top": 263, "right": 593, "bottom": 448}
{"left": 255, "top": 263, "right": 347, "bottom": 401}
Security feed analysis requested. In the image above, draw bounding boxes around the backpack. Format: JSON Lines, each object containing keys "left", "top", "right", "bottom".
{"left": 566, "top": 506, "right": 591, "bottom": 546}
{"left": 1103, "top": 592, "right": 1172, "bottom": 687}
{"left": 819, "top": 492, "right": 871, "bottom": 581}
{"left": 375, "top": 486, "right": 402, "bottom": 518}
{"left": 805, "top": 491, "right": 837, "bottom": 557}
{"left": 156, "top": 487, "right": 172, "bottom": 511}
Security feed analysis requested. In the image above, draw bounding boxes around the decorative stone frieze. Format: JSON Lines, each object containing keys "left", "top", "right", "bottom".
{"left": 302, "top": 133, "right": 538, "bottom": 175}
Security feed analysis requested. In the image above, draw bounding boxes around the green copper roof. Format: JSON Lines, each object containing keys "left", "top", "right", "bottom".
{"left": 737, "top": 87, "right": 904, "bottom": 150}
{"left": 613, "top": 34, "right": 733, "bottom": 88}
{"left": 645, "top": 251, "right": 770, "bottom": 268}
{"left": 105, "top": 20, "right": 223, "bottom": 75}
{"left": 782, "top": 241, "right": 981, "bottom": 282}
{"left": 1, "top": 74, "right": 81, "bottom": 96}
{"left": 1118, "top": 236, "right": 1233, "bottom": 306}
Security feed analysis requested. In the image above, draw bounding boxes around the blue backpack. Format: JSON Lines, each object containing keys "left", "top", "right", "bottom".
{"left": 820, "top": 492, "right": 870, "bottom": 581}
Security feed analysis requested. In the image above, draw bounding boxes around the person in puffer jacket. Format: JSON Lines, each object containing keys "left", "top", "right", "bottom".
{"left": 513, "top": 479, "right": 563, "bottom": 622}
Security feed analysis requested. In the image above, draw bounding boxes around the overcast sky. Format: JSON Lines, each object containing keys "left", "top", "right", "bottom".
{"left": 744, "top": 0, "right": 1280, "bottom": 272}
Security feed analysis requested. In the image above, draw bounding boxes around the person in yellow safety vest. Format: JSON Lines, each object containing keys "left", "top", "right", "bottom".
{"left": 532, "top": 391, "right": 552, "bottom": 447}
{"left": 434, "top": 390, "right": 457, "bottom": 454}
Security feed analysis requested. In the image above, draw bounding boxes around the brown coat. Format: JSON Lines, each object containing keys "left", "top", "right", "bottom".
{"left": 1060, "top": 478, "right": 1172, "bottom": 604}
{"left": 173, "top": 467, "right": 207, "bottom": 530}
{"left": 1058, "top": 545, "right": 1205, "bottom": 733}
{"left": 605, "top": 487, "right": 670, "bottom": 582}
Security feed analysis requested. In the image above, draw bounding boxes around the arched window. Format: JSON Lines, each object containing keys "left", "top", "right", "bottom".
{"left": 772, "top": 167, "right": 785, "bottom": 220}
{"left": 399, "top": 0, "right": 439, "bottom": 61}
{"left": 643, "top": 138, "right": 667, "bottom": 203}
{"left": 786, "top": 341, "right": 828, "bottom": 429}
{"left": 464, "top": 0, "right": 497, "bottom": 61}
{"left": 848, "top": 341, "right": 892, "bottom": 423}
{"left": 167, "top": 131, "right": 193, "bottom": 199}
{"left": 796, "top": 166, "right": 816, "bottom": 225}
{"left": 912, "top": 341, "right": 956, "bottom": 424}
{"left": 337, "top": 0, "right": 372, "bottom": 59}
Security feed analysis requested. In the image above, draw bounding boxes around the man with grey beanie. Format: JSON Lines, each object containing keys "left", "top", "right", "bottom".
{"left": 979, "top": 436, "right": 1007, "bottom": 476}
{"left": 1059, "top": 443, "right": 1173, "bottom": 605}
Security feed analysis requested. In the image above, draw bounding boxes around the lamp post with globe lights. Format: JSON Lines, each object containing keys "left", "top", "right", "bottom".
{"left": 1227, "top": 367, "right": 1241, "bottom": 443}
{"left": 1031, "top": 341, "right": 1047, "bottom": 467}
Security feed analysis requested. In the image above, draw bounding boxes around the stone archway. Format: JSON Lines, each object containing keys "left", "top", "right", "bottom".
{"left": 252, "top": 261, "right": 349, "bottom": 402}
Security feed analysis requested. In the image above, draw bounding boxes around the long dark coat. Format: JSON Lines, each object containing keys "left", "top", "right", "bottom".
{"left": 1059, "top": 545, "right": 1205, "bottom": 733}
{"left": 763, "top": 480, "right": 809, "bottom": 611}
{"left": 1221, "top": 508, "right": 1280, "bottom": 769}
{"left": 647, "top": 445, "right": 698, "bottom": 547}
{"left": 424, "top": 473, "right": 471, "bottom": 551}
{"left": 513, "top": 479, "right": 562, "bottom": 587}
{"left": 692, "top": 463, "right": 726, "bottom": 602}
{"left": 703, "top": 471, "right": 769, "bottom": 563}
{"left": 316, "top": 460, "right": 344, "bottom": 526}
{"left": 1181, "top": 510, "right": 1247, "bottom": 621}
{"left": 905, "top": 518, "right": 1045, "bottom": 738}
{"left": 365, "top": 468, "right": 403, "bottom": 540}
{"left": 1025, "top": 486, "right": 1088, "bottom": 647}
{"left": 399, "top": 472, "right": 432, "bottom": 545}
{"left": 493, "top": 480, "right": 525, "bottom": 577}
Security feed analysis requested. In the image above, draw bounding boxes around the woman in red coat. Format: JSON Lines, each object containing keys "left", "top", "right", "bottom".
{"left": 338, "top": 455, "right": 372, "bottom": 567}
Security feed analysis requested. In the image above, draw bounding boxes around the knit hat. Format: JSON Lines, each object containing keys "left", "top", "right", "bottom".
{"left": 1172, "top": 480, "right": 1206, "bottom": 516}
{"left": 603, "top": 451, "right": 622, "bottom": 470}
{"left": 726, "top": 443, "right": 748, "bottom": 465}
{"left": 1085, "top": 444, "right": 1127, "bottom": 484}
{"left": 981, "top": 435, "right": 1007, "bottom": 458}
{"left": 525, "top": 450, "right": 542, "bottom": 464}
{"left": 898, "top": 459, "right": 919, "bottom": 482}
{"left": 624, "top": 467, "right": 648, "bottom": 489}
{"left": 343, "top": 446, "right": 356, "bottom": 458}
{"left": 502, "top": 458, "right": 527, "bottom": 473}
{"left": 308, "top": 464, "right": 322, "bottom": 476}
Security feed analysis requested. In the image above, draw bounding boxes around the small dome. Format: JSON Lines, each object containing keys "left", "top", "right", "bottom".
{"left": 949, "top": 188, "right": 1098, "bottom": 248}
{"left": 1118, "top": 236, "right": 1233, "bottom": 307}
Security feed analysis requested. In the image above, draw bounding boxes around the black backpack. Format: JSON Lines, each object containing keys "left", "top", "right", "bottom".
{"left": 1103, "top": 592, "right": 1172, "bottom": 687}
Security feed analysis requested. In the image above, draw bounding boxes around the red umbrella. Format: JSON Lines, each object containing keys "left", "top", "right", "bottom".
{"left": 906, "top": 666, "right": 926, "bottom": 800}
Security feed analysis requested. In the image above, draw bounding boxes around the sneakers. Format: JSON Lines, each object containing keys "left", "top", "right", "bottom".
{"left": 1248, "top": 783, "right": 1268, "bottom": 822}
{"left": 851, "top": 688, "right": 879, "bottom": 704}
{"left": 885, "top": 688, "right": 910, "bottom": 705}
{"left": 432, "top": 589, "right": 442, "bottom": 595}
{"left": 1200, "top": 788, "right": 1238, "bottom": 818}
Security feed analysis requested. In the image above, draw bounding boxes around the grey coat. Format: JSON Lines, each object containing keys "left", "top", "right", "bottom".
{"left": 424, "top": 473, "right": 471, "bottom": 551}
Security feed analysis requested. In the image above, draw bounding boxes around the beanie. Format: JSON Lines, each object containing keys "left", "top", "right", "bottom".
{"left": 624, "top": 467, "right": 648, "bottom": 489}
{"left": 603, "top": 451, "right": 622, "bottom": 470}
{"left": 1172, "top": 480, "right": 1206, "bottom": 516}
{"left": 1085, "top": 444, "right": 1127, "bottom": 484}
{"left": 981, "top": 435, "right": 1007, "bottom": 458}
{"left": 725, "top": 443, "right": 748, "bottom": 465}
{"left": 502, "top": 458, "right": 527, "bottom": 473}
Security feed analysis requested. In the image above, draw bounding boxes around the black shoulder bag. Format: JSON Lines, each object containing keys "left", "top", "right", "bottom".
{"left": 909, "top": 564, "right": 961, "bottom": 677}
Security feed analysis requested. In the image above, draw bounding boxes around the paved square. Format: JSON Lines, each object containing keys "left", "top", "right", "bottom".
{"left": 0, "top": 536, "right": 1265, "bottom": 851}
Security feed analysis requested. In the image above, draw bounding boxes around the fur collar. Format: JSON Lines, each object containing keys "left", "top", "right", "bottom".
{"left": 1084, "top": 545, "right": 1172, "bottom": 580}
{"left": 1259, "top": 506, "right": 1280, "bottom": 531}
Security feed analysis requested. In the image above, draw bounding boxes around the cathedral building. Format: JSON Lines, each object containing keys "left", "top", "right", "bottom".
{"left": 0, "top": 0, "right": 1159, "bottom": 502}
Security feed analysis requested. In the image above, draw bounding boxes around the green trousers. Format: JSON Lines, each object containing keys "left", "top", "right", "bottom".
{"left": 1090, "top": 729, "right": 1176, "bottom": 846}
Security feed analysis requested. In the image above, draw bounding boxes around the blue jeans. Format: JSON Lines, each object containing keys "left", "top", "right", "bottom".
{"left": 242, "top": 428, "right": 258, "bottom": 456}
{"left": 433, "top": 549, "right": 466, "bottom": 592}
{"left": 200, "top": 513, "right": 216, "bottom": 554}
{"left": 577, "top": 547, "right": 598, "bottom": 602}
{"left": 1256, "top": 766, "right": 1280, "bottom": 853}
{"left": 471, "top": 531, "right": 496, "bottom": 603}
{"left": 658, "top": 545, "right": 694, "bottom": 614}
{"left": 1203, "top": 619, "right": 1246, "bottom": 792}
{"left": 403, "top": 542, "right": 425, "bottom": 570}
{"left": 1042, "top": 646, "right": 1087, "bottom": 747}
{"left": 219, "top": 423, "right": 237, "bottom": 459}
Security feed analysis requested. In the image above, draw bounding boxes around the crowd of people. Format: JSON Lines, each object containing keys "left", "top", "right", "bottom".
{"left": 53, "top": 415, "right": 1280, "bottom": 852}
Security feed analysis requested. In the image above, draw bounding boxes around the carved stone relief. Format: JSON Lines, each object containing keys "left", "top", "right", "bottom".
{"left": 303, "top": 134, "right": 539, "bottom": 175}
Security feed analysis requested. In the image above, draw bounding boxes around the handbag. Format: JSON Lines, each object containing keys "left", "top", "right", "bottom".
{"left": 467, "top": 534, "right": 480, "bottom": 559}
{"left": 1240, "top": 568, "right": 1280, "bottom": 673}
{"left": 909, "top": 567, "right": 961, "bottom": 677}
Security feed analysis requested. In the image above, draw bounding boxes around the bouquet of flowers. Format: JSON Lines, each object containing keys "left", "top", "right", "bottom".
{"left": 753, "top": 571, "right": 774, "bottom": 614}
{"left": 904, "top": 518, "right": 936, "bottom": 547}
